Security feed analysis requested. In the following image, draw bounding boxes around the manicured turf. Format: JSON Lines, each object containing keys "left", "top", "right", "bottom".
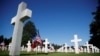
{"left": 0, "top": 51, "right": 100, "bottom": 56}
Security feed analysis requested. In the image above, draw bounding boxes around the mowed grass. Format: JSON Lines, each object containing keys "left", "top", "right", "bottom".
{"left": 0, "top": 51, "right": 100, "bottom": 56}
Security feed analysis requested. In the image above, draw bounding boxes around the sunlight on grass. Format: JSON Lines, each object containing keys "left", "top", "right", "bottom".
{"left": 0, "top": 51, "right": 100, "bottom": 56}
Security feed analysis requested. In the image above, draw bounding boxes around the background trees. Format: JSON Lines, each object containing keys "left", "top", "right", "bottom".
{"left": 0, "top": 35, "right": 10, "bottom": 46}
{"left": 21, "top": 21, "right": 37, "bottom": 46}
{"left": 89, "top": 0, "right": 100, "bottom": 49}
{"left": 0, "top": 21, "right": 37, "bottom": 47}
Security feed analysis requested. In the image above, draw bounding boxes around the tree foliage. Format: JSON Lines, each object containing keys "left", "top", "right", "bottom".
{"left": 0, "top": 35, "right": 11, "bottom": 46}
{"left": 89, "top": 0, "right": 100, "bottom": 49}
{"left": 52, "top": 43, "right": 61, "bottom": 50}
{"left": 0, "top": 21, "right": 37, "bottom": 46}
{"left": 0, "top": 35, "right": 4, "bottom": 43}
{"left": 21, "top": 21, "right": 37, "bottom": 46}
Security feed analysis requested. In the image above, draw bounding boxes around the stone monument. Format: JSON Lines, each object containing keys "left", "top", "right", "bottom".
{"left": 89, "top": 44, "right": 94, "bottom": 53}
{"left": 85, "top": 41, "right": 90, "bottom": 53}
{"left": 9, "top": 2, "right": 32, "bottom": 56}
{"left": 64, "top": 43, "right": 68, "bottom": 53}
{"left": 71, "top": 34, "right": 82, "bottom": 54}
{"left": 43, "top": 38, "right": 49, "bottom": 53}
{"left": 27, "top": 40, "right": 31, "bottom": 52}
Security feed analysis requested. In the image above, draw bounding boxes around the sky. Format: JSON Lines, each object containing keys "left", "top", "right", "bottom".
{"left": 0, "top": 0, "right": 98, "bottom": 46}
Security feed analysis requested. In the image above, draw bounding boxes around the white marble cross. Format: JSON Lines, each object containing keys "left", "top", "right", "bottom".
{"left": 71, "top": 34, "right": 82, "bottom": 54}
{"left": 49, "top": 43, "right": 52, "bottom": 49}
{"left": 27, "top": 40, "right": 31, "bottom": 52}
{"left": 49, "top": 44, "right": 55, "bottom": 52}
{"left": 43, "top": 38, "right": 49, "bottom": 53}
{"left": 94, "top": 46, "right": 99, "bottom": 53}
{"left": 85, "top": 41, "right": 90, "bottom": 53}
{"left": 38, "top": 45, "right": 41, "bottom": 52}
{"left": 68, "top": 46, "right": 74, "bottom": 52}
{"left": 61, "top": 46, "right": 64, "bottom": 52}
{"left": 64, "top": 43, "right": 68, "bottom": 53}
{"left": 57, "top": 46, "right": 63, "bottom": 52}
{"left": 84, "top": 47, "right": 87, "bottom": 52}
{"left": 80, "top": 47, "right": 83, "bottom": 52}
{"left": 9, "top": 2, "right": 32, "bottom": 56}
{"left": 89, "top": 44, "right": 94, "bottom": 53}
{"left": 21, "top": 45, "right": 25, "bottom": 51}
{"left": 0, "top": 41, "right": 5, "bottom": 51}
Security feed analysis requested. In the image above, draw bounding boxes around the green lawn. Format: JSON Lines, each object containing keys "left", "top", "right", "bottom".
{"left": 0, "top": 51, "right": 100, "bottom": 56}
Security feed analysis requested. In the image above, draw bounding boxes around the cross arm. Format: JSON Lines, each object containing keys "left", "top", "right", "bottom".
{"left": 11, "top": 16, "right": 16, "bottom": 25}
{"left": 20, "top": 9, "right": 32, "bottom": 22}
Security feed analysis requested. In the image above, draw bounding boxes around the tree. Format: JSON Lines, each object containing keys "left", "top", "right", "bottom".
{"left": 52, "top": 43, "right": 61, "bottom": 50}
{"left": 0, "top": 35, "right": 4, "bottom": 43}
{"left": 21, "top": 21, "right": 37, "bottom": 46}
{"left": 8, "top": 37, "right": 12, "bottom": 43}
{"left": 4, "top": 38, "right": 9, "bottom": 45}
{"left": 0, "top": 35, "right": 11, "bottom": 46}
{"left": 89, "top": 0, "right": 100, "bottom": 49}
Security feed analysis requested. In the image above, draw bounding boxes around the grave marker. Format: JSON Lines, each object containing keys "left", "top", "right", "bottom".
{"left": 9, "top": 2, "right": 32, "bottom": 56}
{"left": 43, "top": 38, "right": 49, "bottom": 53}
{"left": 27, "top": 40, "right": 31, "bottom": 52}
{"left": 71, "top": 34, "right": 82, "bottom": 54}
{"left": 85, "top": 42, "right": 90, "bottom": 53}
{"left": 89, "top": 44, "right": 94, "bottom": 53}
{"left": 64, "top": 43, "right": 68, "bottom": 53}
